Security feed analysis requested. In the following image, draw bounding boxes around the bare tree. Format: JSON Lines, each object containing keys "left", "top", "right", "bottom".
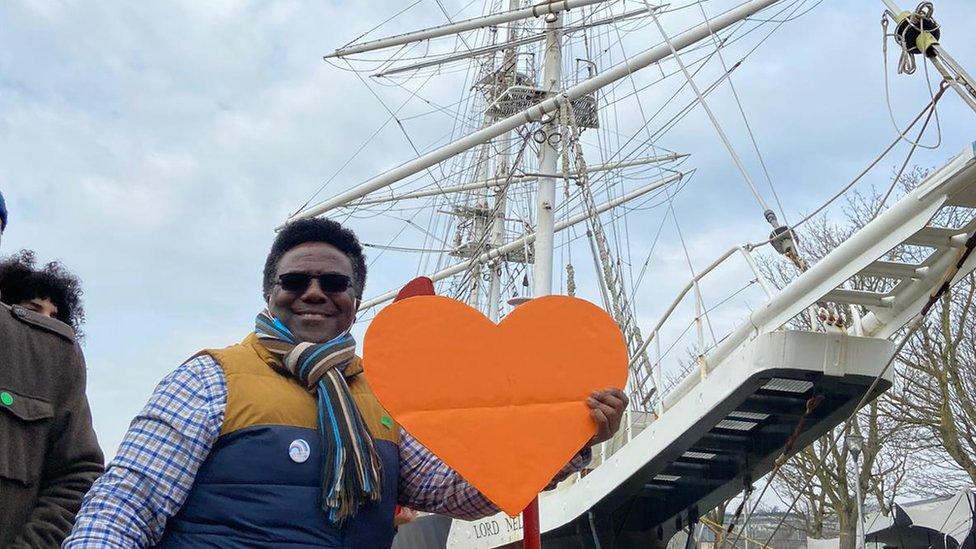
{"left": 673, "top": 166, "right": 972, "bottom": 548}
{"left": 768, "top": 401, "right": 913, "bottom": 549}
{"left": 854, "top": 168, "right": 976, "bottom": 492}
{"left": 672, "top": 165, "right": 972, "bottom": 546}
{"left": 760, "top": 170, "right": 942, "bottom": 549}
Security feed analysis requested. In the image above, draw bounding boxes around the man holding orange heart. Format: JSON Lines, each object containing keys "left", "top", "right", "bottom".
{"left": 66, "top": 217, "right": 628, "bottom": 548}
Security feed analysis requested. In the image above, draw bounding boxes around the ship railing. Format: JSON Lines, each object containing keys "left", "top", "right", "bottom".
{"left": 595, "top": 245, "right": 774, "bottom": 465}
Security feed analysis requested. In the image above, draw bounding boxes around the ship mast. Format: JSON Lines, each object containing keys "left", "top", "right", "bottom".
{"left": 297, "top": 0, "right": 790, "bottom": 404}
{"left": 291, "top": 0, "right": 785, "bottom": 224}
{"left": 487, "top": 0, "right": 524, "bottom": 322}
{"left": 531, "top": 9, "right": 563, "bottom": 300}
{"left": 452, "top": 0, "right": 530, "bottom": 319}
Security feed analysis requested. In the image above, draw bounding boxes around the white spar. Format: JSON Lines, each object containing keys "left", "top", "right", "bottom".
{"left": 352, "top": 154, "right": 686, "bottom": 206}
{"left": 291, "top": 0, "right": 783, "bottom": 224}
{"left": 372, "top": 7, "right": 658, "bottom": 78}
{"left": 325, "top": 0, "right": 616, "bottom": 59}
{"left": 358, "top": 172, "right": 684, "bottom": 310}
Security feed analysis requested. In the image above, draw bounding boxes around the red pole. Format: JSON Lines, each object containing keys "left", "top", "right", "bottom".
{"left": 523, "top": 496, "right": 541, "bottom": 549}
{"left": 508, "top": 297, "right": 542, "bottom": 549}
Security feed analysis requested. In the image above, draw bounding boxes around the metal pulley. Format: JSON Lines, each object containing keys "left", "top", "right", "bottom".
{"left": 765, "top": 209, "right": 797, "bottom": 256}
{"left": 893, "top": 2, "right": 940, "bottom": 57}
{"left": 769, "top": 225, "right": 797, "bottom": 256}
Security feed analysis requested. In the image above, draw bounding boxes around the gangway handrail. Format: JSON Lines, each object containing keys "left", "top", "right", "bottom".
{"left": 602, "top": 245, "right": 772, "bottom": 463}
{"left": 708, "top": 144, "right": 976, "bottom": 372}
{"left": 626, "top": 245, "right": 772, "bottom": 411}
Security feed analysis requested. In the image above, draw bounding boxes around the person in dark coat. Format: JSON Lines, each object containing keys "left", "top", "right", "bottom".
{"left": 0, "top": 189, "right": 104, "bottom": 548}
{"left": 0, "top": 249, "right": 86, "bottom": 335}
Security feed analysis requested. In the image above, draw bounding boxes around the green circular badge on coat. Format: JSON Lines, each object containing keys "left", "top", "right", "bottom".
{"left": 0, "top": 392, "right": 13, "bottom": 406}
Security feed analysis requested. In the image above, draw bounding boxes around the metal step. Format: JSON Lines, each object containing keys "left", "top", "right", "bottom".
{"left": 858, "top": 260, "right": 925, "bottom": 279}
{"left": 904, "top": 226, "right": 969, "bottom": 248}
{"left": 823, "top": 289, "right": 895, "bottom": 307}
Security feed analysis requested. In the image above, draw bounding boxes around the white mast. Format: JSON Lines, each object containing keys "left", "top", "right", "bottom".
{"left": 486, "top": 152, "right": 508, "bottom": 321}
{"left": 487, "top": 0, "right": 524, "bottom": 322}
{"left": 465, "top": 137, "right": 493, "bottom": 309}
{"left": 532, "top": 11, "right": 564, "bottom": 298}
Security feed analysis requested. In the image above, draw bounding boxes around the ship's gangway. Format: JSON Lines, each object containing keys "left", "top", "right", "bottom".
{"left": 390, "top": 142, "right": 976, "bottom": 548}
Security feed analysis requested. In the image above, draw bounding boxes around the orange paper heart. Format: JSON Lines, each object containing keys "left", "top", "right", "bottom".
{"left": 362, "top": 295, "right": 628, "bottom": 515}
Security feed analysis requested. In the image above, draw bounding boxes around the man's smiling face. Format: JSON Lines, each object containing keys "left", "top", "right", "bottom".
{"left": 268, "top": 242, "right": 357, "bottom": 343}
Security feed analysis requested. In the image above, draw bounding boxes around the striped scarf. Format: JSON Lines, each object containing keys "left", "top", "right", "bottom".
{"left": 254, "top": 310, "right": 383, "bottom": 524}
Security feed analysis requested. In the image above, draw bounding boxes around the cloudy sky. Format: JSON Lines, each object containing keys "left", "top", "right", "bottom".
{"left": 2, "top": 0, "right": 975, "bottom": 456}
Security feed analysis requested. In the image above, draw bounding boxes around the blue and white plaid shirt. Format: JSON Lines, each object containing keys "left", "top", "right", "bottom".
{"left": 65, "top": 354, "right": 591, "bottom": 547}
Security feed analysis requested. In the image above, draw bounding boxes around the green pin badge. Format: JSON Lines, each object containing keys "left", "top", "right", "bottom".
{"left": 381, "top": 415, "right": 393, "bottom": 429}
{"left": 0, "top": 392, "right": 13, "bottom": 406}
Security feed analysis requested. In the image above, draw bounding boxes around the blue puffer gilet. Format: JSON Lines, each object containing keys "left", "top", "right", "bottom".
{"left": 156, "top": 334, "right": 402, "bottom": 548}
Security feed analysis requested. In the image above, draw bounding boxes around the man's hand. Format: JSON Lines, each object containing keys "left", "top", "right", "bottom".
{"left": 587, "top": 388, "right": 629, "bottom": 445}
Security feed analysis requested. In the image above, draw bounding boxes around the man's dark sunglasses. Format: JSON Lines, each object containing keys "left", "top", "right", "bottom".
{"left": 277, "top": 272, "right": 352, "bottom": 294}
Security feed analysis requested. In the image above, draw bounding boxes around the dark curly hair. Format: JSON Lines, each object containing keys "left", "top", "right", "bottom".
{"left": 262, "top": 218, "right": 368, "bottom": 301}
{"left": 0, "top": 250, "right": 86, "bottom": 336}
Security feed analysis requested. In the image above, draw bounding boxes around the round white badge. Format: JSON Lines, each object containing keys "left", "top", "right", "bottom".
{"left": 289, "top": 439, "right": 311, "bottom": 463}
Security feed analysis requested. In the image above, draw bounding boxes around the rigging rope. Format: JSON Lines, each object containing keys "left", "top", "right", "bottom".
{"left": 694, "top": 0, "right": 792, "bottom": 229}
{"left": 873, "top": 80, "right": 947, "bottom": 218}
{"left": 881, "top": 10, "right": 943, "bottom": 150}
{"left": 892, "top": 1, "right": 939, "bottom": 76}
{"left": 747, "top": 85, "right": 949, "bottom": 250}
{"left": 645, "top": 0, "right": 771, "bottom": 218}
{"left": 561, "top": 98, "right": 660, "bottom": 406}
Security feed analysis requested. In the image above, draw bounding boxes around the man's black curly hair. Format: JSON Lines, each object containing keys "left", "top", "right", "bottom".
{"left": 262, "top": 218, "right": 368, "bottom": 301}
{"left": 0, "top": 250, "right": 86, "bottom": 336}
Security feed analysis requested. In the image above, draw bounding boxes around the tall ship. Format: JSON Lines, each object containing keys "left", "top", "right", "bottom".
{"left": 284, "top": 0, "right": 976, "bottom": 546}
